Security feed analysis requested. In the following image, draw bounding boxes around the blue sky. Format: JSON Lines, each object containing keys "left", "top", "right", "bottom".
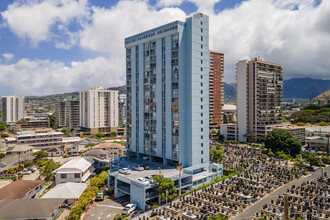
{"left": 0, "top": 0, "right": 328, "bottom": 96}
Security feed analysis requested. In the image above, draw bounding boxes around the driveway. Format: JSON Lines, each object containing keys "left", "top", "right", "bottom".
{"left": 233, "top": 166, "right": 330, "bottom": 220}
{"left": 22, "top": 170, "right": 40, "bottom": 180}
{"left": 84, "top": 198, "right": 125, "bottom": 220}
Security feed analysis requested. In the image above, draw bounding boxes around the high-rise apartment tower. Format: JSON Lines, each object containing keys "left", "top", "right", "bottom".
{"left": 236, "top": 57, "right": 283, "bottom": 142}
{"left": 1, "top": 95, "right": 24, "bottom": 123}
{"left": 125, "top": 13, "right": 210, "bottom": 168}
{"left": 55, "top": 100, "right": 80, "bottom": 130}
{"left": 80, "top": 86, "right": 118, "bottom": 134}
{"left": 209, "top": 51, "right": 224, "bottom": 128}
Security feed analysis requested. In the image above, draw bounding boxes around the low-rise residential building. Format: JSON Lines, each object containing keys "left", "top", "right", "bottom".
{"left": 46, "top": 148, "right": 64, "bottom": 157}
{"left": 5, "top": 145, "right": 35, "bottom": 156}
{"left": 66, "top": 138, "right": 101, "bottom": 156}
{"left": 0, "top": 180, "right": 44, "bottom": 199}
{"left": 0, "top": 198, "right": 67, "bottom": 220}
{"left": 53, "top": 157, "right": 94, "bottom": 185}
{"left": 306, "top": 126, "right": 330, "bottom": 137}
{"left": 92, "top": 142, "right": 126, "bottom": 158}
{"left": 17, "top": 131, "right": 63, "bottom": 149}
{"left": 274, "top": 125, "right": 306, "bottom": 144}
{"left": 222, "top": 104, "right": 237, "bottom": 123}
{"left": 84, "top": 149, "right": 109, "bottom": 160}
{"left": 42, "top": 182, "right": 87, "bottom": 205}
{"left": 306, "top": 136, "right": 329, "bottom": 152}
{"left": 14, "top": 119, "right": 50, "bottom": 133}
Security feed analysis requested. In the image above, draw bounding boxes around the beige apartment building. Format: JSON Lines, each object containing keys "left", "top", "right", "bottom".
{"left": 236, "top": 57, "right": 283, "bottom": 142}
{"left": 80, "top": 87, "right": 119, "bottom": 134}
{"left": 1, "top": 95, "right": 24, "bottom": 124}
{"left": 17, "top": 131, "right": 63, "bottom": 149}
{"left": 55, "top": 100, "right": 80, "bottom": 130}
{"left": 274, "top": 125, "right": 306, "bottom": 144}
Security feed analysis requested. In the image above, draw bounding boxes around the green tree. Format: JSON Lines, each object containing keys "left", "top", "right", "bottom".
{"left": 0, "top": 122, "right": 9, "bottom": 131}
{"left": 210, "top": 128, "right": 219, "bottom": 139}
{"left": 61, "top": 128, "right": 74, "bottom": 137}
{"left": 0, "top": 152, "right": 5, "bottom": 159}
{"left": 48, "top": 114, "right": 57, "bottom": 129}
{"left": 319, "top": 122, "right": 328, "bottom": 126}
{"left": 223, "top": 114, "right": 229, "bottom": 124}
{"left": 303, "top": 103, "right": 321, "bottom": 110}
{"left": 85, "top": 142, "right": 97, "bottom": 150}
{"left": 109, "top": 131, "right": 118, "bottom": 138}
{"left": 23, "top": 161, "right": 33, "bottom": 167}
{"left": 113, "top": 214, "right": 128, "bottom": 220}
{"left": 296, "top": 122, "right": 306, "bottom": 126}
{"left": 208, "top": 216, "right": 227, "bottom": 220}
{"left": 40, "top": 159, "right": 61, "bottom": 181}
{"left": 153, "top": 175, "right": 177, "bottom": 203}
{"left": 265, "top": 129, "right": 302, "bottom": 156}
{"left": 245, "top": 132, "right": 256, "bottom": 143}
{"left": 307, "top": 156, "right": 319, "bottom": 168}
{"left": 33, "top": 150, "right": 49, "bottom": 159}
{"left": 95, "top": 132, "right": 105, "bottom": 138}
{"left": 210, "top": 143, "right": 225, "bottom": 163}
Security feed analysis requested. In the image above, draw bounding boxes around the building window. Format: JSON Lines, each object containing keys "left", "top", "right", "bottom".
{"left": 201, "top": 36, "right": 203, "bottom": 41}
{"left": 201, "top": 135, "right": 203, "bottom": 139}
{"left": 201, "top": 105, "right": 203, "bottom": 109}
{"left": 201, "top": 83, "right": 203, "bottom": 87}
{"left": 201, "top": 60, "right": 203, "bottom": 64}
{"left": 201, "top": 28, "right": 203, "bottom": 33}
{"left": 201, "top": 45, "right": 203, "bottom": 49}
{"left": 201, "top": 158, "right": 204, "bottom": 163}
{"left": 201, "top": 128, "right": 203, "bottom": 132}
{"left": 61, "top": 174, "right": 67, "bottom": 179}
{"left": 201, "top": 67, "right": 203, "bottom": 72}
{"left": 201, "top": 21, "right": 203, "bottom": 25}
{"left": 201, "top": 75, "right": 203, "bottom": 79}
{"left": 201, "top": 150, "right": 203, "bottom": 155}
{"left": 74, "top": 173, "right": 80, "bottom": 178}
{"left": 201, "top": 98, "right": 203, "bottom": 102}
{"left": 201, "top": 113, "right": 203, "bottom": 117}
{"left": 201, "top": 120, "right": 203, "bottom": 124}
{"left": 201, "top": 90, "right": 203, "bottom": 94}
{"left": 201, "top": 143, "right": 203, "bottom": 147}
{"left": 201, "top": 52, "right": 203, "bottom": 56}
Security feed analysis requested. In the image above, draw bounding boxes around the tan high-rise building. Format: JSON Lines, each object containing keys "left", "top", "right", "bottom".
{"left": 1, "top": 95, "right": 24, "bottom": 124}
{"left": 236, "top": 57, "right": 283, "bottom": 142}
{"left": 209, "top": 51, "right": 224, "bottom": 128}
{"left": 55, "top": 100, "right": 80, "bottom": 130}
{"left": 80, "top": 86, "right": 118, "bottom": 134}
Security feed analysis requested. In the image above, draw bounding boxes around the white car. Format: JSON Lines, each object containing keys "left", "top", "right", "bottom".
{"left": 121, "top": 203, "right": 137, "bottom": 216}
{"left": 132, "top": 165, "right": 144, "bottom": 171}
{"left": 137, "top": 177, "right": 149, "bottom": 185}
{"left": 119, "top": 168, "right": 131, "bottom": 175}
{"left": 144, "top": 176, "right": 155, "bottom": 184}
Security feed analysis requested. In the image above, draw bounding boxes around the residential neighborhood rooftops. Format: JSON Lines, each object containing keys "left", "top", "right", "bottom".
{"left": 93, "top": 142, "right": 125, "bottom": 149}
{"left": 17, "top": 130, "right": 63, "bottom": 138}
{"left": 0, "top": 180, "right": 43, "bottom": 199}
{"left": 85, "top": 148, "right": 108, "bottom": 156}
{"left": 6, "top": 145, "right": 35, "bottom": 152}
{"left": 0, "top": 198, "right": 66, "bottom": 219}
{"left": 53, "top": 157, "right": 92, "bottom": 174}
{"left": 43, "top": 182, "right": 87, "bottom": 199}
{"left": 0, "top": 154, "right": 35, "bottom": 173}
{"left": 275, "top": 125, "right": 306, "bottom": 130}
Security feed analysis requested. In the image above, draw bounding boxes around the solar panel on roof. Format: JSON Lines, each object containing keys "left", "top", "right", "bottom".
{"left": 6, "top": 147, "right": 14, "bottom": 151}
{"left": 0, "top": 163, "right": 7, "bottom": 168}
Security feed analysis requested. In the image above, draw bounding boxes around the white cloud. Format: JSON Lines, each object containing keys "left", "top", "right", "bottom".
{"left": 2, "top": 53, "right": 14, "bottom": 62}
{"left": 0, "top": 0, "right": 330, "bottom": 97}
{"left": 0, "top": 56, "right": 124, "bottom": 96}
{"left": 1, "top": 0, "right": 89, "bottom": 47}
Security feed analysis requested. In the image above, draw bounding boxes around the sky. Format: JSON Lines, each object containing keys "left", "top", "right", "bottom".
{"left": 0, "top": 0, "right": 328, "bottom": 97}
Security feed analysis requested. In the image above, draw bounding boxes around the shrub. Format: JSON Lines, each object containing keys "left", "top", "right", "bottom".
{"left": 62, "top": 154, "right": 69, "bottom": 158}
{"left": 321, "top": 157, "right": 330, "bottom": 164}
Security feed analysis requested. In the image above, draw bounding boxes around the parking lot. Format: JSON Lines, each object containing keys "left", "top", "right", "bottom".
{"left": 84, "top": 196, "right": 129, "bottom": 220}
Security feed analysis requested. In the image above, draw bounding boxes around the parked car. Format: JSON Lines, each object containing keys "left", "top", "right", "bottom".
{"left": 121, "top": 204, "right": 137, "bottom": 216}
{"left": 119, "top": 168, "right": 131, "bottom": 175}
{"left": 132, "top": 165, "right": 144, "bottom": 171}
{"left": 137, "top": 178, "right": 149, "bottom": 185}
{"left": 142, "top": 156, "right": 149, "bottom": 160}
{"left": 144, "top": 176, "right": 154, "bottom": 184}
{"left": 142, "top": 164, "right": 150, "bottom": 170}
{"left": 27, "top": 167, "right": 37, "bottom": 173}
{"left": 168, "top": 161, "right": 178, "bottom": 167}
{"left": 96, "top": 189, "right": 105, "bottom": 201}
{"left": 131, "top": 210, "right": 143, "bottom": 217}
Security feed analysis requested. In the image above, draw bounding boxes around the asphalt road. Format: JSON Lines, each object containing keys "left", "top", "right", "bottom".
{"left": 233, "top": 166, "right": 330, "bottom": 220}
{"left": 84, "top": 198, "right": 125, "bottom": 220}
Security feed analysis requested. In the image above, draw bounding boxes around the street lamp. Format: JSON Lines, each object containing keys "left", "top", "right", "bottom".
{"left": 158, "top": 167, "right": 161, "bottom": 176}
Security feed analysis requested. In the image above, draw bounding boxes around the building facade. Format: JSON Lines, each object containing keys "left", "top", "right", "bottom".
{"left": 17, "top": 131, "right": 63, "bottom": 149}
{"left": 125, "top": 13, "right": 210, "bottom": 168}
{"left": 118, "top": 94, "right": 127, "bottom": 126}
{"left": 1, "top": 95, "right": 24, "bottom": 124}
{"left": 55, "top": 100, "right": 80, "bottom": 130}
{"left": 209, "top": 51, "right": 224, "bottom": 128}
{"left": 79, "top": 87, "right": 119, "bottom": 133}
{"left": 236, "top": 57, "right": 283, "bottom": 142}
{"left": 15, "top": 119, "right": 50, "bottom": 133}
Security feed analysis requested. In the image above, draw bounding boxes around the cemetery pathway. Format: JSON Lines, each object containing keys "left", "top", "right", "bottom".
{"left": 233, "top": 166, "right": 330, "bottom": 220}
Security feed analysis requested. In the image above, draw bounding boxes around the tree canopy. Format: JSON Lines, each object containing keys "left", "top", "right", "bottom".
{"left": 48, "top": 114, "right": 57, "bottom": 129}
{"left": 265, "top": 129, "right": 302, "bottom": 156}
{"left": 153, "top": 175, "right": 177, "bottom": 203}
{"left": 210, "top": 143, "right": 224, "bottom": 163}
{"left": 95, "top": 132, "right": 105, "bottom": 138}
{"left": 0, "top": 122, "right": 9, "bottom": 131}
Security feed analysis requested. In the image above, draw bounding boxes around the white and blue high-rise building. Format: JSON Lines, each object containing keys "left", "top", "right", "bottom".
{"left": 125, "top": 13, "right": 210, "bottom": 168}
